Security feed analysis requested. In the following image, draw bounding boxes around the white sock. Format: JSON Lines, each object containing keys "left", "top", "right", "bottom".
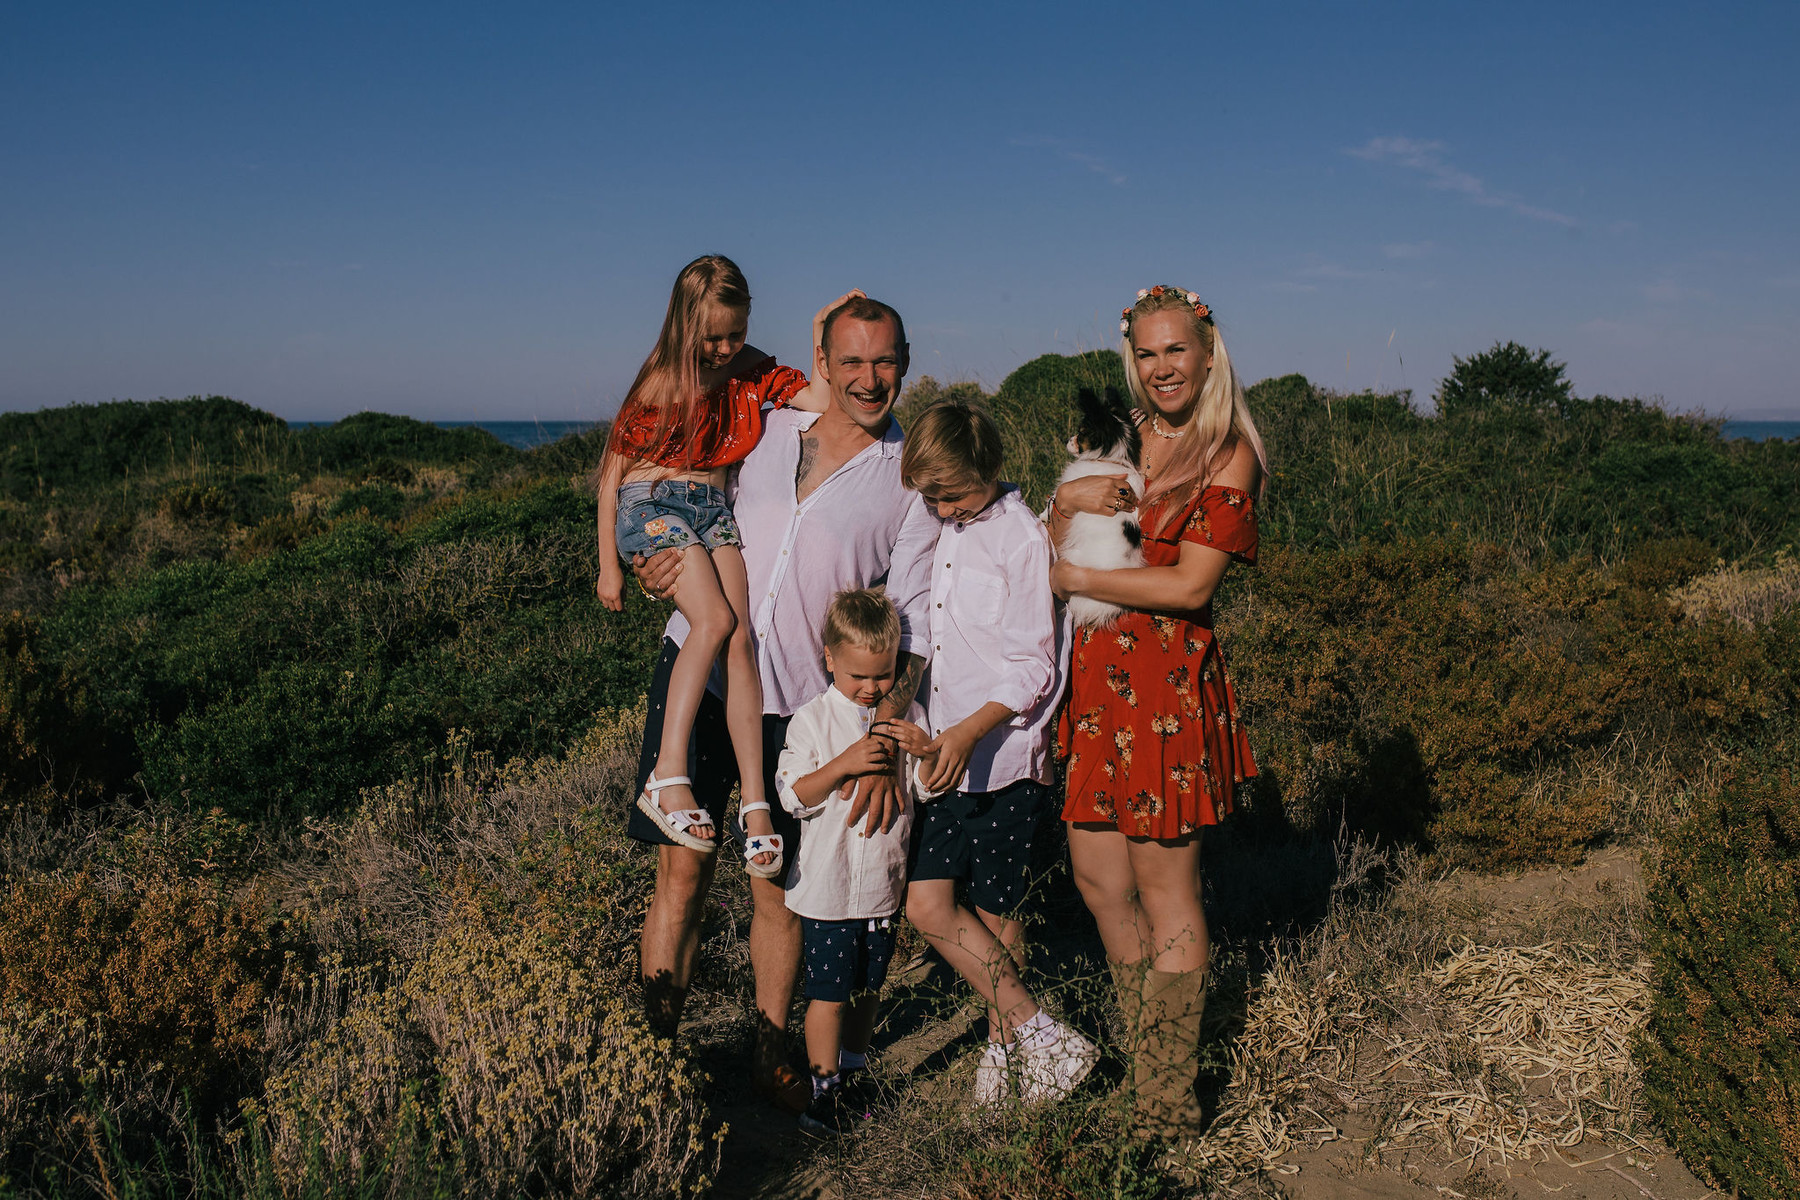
{"left": 812, "top": 1071, "right": 841, "bottom": 1098}
{"left": 838, "top": 1049, "right": 867, "bottom": 1073}
{"left": 1017, "top": 1009, "right": 1058, "bottom": 1047}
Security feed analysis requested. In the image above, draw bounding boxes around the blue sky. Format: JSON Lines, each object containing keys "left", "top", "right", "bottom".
{"left": 4, "top": 2, "right": 1797, "bottom": 420}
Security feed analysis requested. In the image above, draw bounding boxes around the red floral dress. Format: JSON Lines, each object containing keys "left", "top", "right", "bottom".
{"left": 608, "top": 356, "right": 808, "bottom": 469}
{"left": 1058, "top": 485, "right": 1259, "bottom": 838}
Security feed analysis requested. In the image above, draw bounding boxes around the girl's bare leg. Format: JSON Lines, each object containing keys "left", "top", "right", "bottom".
{"left": 653, "top": 546, "right": 738, "bottom": 832}
{"left": 1067, "top": 822, "right": 1155, "bottom": 966}
{"left": 711, "top": 545, "right": 774, "bottom": 868}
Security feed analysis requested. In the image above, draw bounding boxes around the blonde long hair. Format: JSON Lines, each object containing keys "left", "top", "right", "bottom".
{"left": 1120, "top": 287, "right": 1268, "bottom": 530}
{"left": 608, "top": 254, "right": 751, "bottom": 462}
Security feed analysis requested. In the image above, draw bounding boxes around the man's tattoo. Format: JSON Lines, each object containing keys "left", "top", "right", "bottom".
{"left": 877, "top": 653, "right": 926, "bottom": 720}
{"left": 795, "top": 436, "right": 820, "bottom": 490}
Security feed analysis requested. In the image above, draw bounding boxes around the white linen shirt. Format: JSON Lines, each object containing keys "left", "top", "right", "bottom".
{"left": 923, "top": 487, "right": 1063, "bottom": 792}
{"left": 665, "top": 406, "right": 939, "bottom": 717}
{"left": 776, "top": 688, "right": 932, "bottom": 921}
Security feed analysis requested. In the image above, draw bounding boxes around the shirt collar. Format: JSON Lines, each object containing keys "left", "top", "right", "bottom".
{"left": 823, "top": 686, "right": 878, "bottom": 722}
{"left": 951, "top": 483, "right": 1019, "bottom": 530}
{"left": 785, "top": 408, "right": 903, "bottom": 458}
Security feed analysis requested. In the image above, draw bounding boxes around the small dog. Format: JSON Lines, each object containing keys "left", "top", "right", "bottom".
{"left": 1053, "top": 386, "right": 1146, "bottom": 628}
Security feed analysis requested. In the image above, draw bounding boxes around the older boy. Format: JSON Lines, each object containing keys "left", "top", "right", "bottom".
{"left": 893, "top": 401, "right": 1097, "bottom": 1105}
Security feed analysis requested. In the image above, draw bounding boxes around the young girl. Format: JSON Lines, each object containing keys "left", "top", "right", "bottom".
{"left": 596, "top": 255, "right": 814, "bottom": 877}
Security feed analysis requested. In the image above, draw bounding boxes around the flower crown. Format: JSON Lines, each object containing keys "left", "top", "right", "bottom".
{"left": 1120, "top": 285, "right": 1212, "bottom": 334}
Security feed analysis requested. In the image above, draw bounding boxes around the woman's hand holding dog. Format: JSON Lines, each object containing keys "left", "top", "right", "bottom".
{"left": 1055, "top": 473, "right": 1138, "bottom": 517}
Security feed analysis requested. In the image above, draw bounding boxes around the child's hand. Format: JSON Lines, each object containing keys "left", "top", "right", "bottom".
{"left": 872, "top": 719, "right": 931, "bottom": 757}
{"left": 813, "top": 289, "right": 867, "bottom": 353}
{"left": 922, "top": 725, "right": 979, "bottom": 793}
{"left": 596, "top": 563, "right": 626, "bottom": 611}
{"left": 831, "top": 734, "right": 895, "bottom": 782}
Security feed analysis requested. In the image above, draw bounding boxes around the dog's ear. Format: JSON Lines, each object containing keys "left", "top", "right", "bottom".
{"left": 1074, "top": 386, "right": 1103, "bottom": 419}
{"left": 1102, "top": 384, "right": 1128, "bottom": 415}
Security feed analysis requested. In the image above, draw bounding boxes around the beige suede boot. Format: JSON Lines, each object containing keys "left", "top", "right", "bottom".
{"left": 1107, "top": 958, "right": 1146, "bottom": 1052}
{"left": 1132, "top": 966, "right": 1206, "bottom": 1137}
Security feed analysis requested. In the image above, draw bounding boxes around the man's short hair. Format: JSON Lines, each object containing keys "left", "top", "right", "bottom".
{"left": 822, "top": 587, "right": 902, "bottom": 654}
{"left": 820, "top": 296, "right": 908, "bottom": 358}
{"left": 900, "top": 400, "right": 1004, "bottom": 495}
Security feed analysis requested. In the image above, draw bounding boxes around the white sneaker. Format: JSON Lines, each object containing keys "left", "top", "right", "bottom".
{"left": 972, "top": 1041, "right": 1012, "bottom": 1107}
{"left": 1016, "top": 1019, "right": 1098, "bottom": 1103}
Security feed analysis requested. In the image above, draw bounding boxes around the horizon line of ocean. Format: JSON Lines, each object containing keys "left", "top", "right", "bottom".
{"left": 289, "top": 416, "right": 1800, "bottom": 451}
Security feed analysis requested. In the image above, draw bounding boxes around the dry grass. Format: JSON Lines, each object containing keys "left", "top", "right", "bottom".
{"left": 1169, "top": 844, "right": 1654, "bottom": 1190}
{"left": 1671, "top": 549, "right": 1800, "bottom": 628}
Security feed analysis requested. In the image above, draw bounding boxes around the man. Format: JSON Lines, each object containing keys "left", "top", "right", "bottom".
{"left": 625, "top": 296, "right": 936, "bottom": 1109}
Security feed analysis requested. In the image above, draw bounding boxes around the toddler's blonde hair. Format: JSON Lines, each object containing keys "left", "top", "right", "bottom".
{"left": 822, "top": 588, "right": 901, "bottom": 655}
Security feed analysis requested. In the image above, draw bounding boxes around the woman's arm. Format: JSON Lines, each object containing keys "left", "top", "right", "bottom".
{"left": 1053, "top": 540, "right": 1233, "bottom": 612}
{"left": 1052, "top": 439, "right": 1261, "bottom": 612}
{"left": 595, "top": 451, "right": 627, "bottom": 611}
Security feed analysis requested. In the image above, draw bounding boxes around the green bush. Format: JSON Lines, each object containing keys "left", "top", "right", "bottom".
{"left": 40, "top": 482, "right": 661, "bottom": 817}
{"left": 1640, "top": 728, "right": 1800, "bottom": 1199}
{"left": 293, "top": 412, "right": 516, "bottom": 475}
{"left": 1224, "top": 537, "right": 1794, "bottom": 863}
{"left": 1434, "top": 340, "right": 1573, "bottom": 416}
{"left": 0, "top": 397, "right": 287, "bottom": 500}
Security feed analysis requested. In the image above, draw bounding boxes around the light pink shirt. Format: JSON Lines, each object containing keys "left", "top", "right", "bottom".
{"left": 923, "top": 487, "right": 1063, "bottom": 792}
{"left": 665, "top": 406, "right": 938, "bottom": 717}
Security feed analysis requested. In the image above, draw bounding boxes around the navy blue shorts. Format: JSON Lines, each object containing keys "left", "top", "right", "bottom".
{"left": 625, "top": 638, "right": 800, "bottom": 885}
{"left": 801, "top": 915, "right": 899, "bottom": 1004}
{"left": 908, "top": 777, "right": 1055, "bottom": 916}
{"left": 615, "top": 480, "right": 740, "bottom": 557}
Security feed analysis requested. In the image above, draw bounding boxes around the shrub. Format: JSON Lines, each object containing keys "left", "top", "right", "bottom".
{"left": 1434, "top": 341, "right": 1572, "bottom": 417}
{"left": 1224, "top": 538, "right": 1790, "bottom": 864}
{"left": 261, "top": 914, "right": 720, "bottom": 1199}
{"left": 0, "top": 874, "right": 291, "bottom": 1094}
{"left": 0, "top": 1002, "right": 191, "bottom": 1179}
{"left": 0, "top": 397, "right": 287, "bottom": 501}
{"left": 1640, "top": 732, "right": 1800, "bottom": 1199}
{"left": 293, "top": 413, "right": 516, "bottom": 476}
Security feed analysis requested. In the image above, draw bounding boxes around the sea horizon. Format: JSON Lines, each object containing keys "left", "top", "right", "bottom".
{"left": 288, "top": 415, "right": 1800, "bottom": 451}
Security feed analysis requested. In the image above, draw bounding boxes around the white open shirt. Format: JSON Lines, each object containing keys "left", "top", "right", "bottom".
{"left": 664, "top": 406, "right": 938, "bottom": 717}
{"left": 923, "top": 486, "right": 1064, "bottom": 792}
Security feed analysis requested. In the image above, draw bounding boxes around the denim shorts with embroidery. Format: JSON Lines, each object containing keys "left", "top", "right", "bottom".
{"left": 615, "top": 480, "right": 741, "bottom": 558}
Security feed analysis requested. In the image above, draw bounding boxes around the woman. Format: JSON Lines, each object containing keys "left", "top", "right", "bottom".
{"left": 1048, "top": 284, "right": 1266, "bottom": 1137}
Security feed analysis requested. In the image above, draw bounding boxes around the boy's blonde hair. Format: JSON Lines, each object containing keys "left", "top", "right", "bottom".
{"left": 822, "top": 588, "right": 901, "bottom": 654}
{"left": 900, "top": 400, "right": 1004, "bottom": 496}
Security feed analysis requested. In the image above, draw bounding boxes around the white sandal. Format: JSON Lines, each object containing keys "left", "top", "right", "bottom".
{"left": 738, "top": 799, "right": 785, "bottom": 879}
{"left": 635, "top": 772, "right": 717, "bottom": 853}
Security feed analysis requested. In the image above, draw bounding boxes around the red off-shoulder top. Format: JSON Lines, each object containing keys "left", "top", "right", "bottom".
{"left": 608, "top": 356, "right": 809, "bottom": 470}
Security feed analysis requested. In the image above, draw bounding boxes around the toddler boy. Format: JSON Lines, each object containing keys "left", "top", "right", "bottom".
{"left": 894, "top": 400, "right": 1097, "bottom": 1105}
{"left": 776, "top": 587, "right": 938, "bottom": 1136}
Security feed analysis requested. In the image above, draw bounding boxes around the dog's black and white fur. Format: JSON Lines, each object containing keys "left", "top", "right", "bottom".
{"left": 1053, "top": 386, "right": 1146, "bottom": 628}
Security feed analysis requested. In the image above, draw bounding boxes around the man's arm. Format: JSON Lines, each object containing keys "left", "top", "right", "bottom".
{"left": 844, "top": 651, "right": 927, "bottom": 836}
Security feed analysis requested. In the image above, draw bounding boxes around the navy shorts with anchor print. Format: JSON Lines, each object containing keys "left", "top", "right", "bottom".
{"left": 907, "top": 777, "right": 1055, "bottom": 916}
{"left": 801, "top": 915, "right": 899, "bottom": 1004}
